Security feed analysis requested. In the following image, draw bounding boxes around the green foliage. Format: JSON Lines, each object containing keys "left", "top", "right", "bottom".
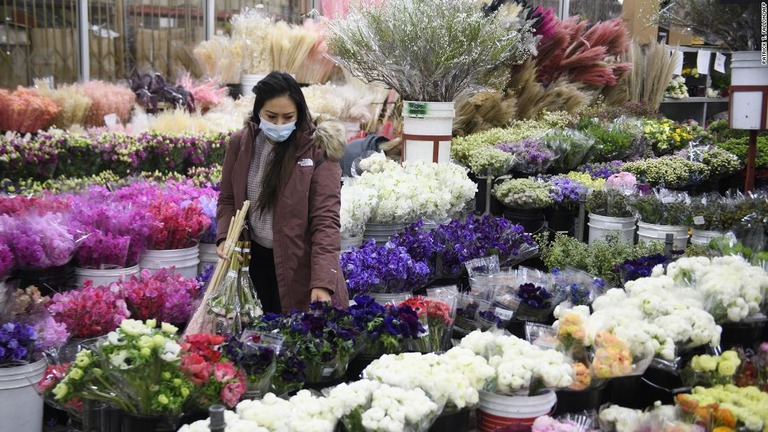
{"left": 326, "top": 0, "right": 536, "bottom": 102}
{"left": 716, "top": 135, "right": 768, "bottom": 169}
{"left": 535, "top": 232, "right": 665, "bottom": 286}
{"left": 585, "top": 190, "right": 634, "bottom": 218}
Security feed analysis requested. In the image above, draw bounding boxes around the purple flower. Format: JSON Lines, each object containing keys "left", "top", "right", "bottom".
{"left": 340, "top": 240, "right": 431, "bottom": 297}
{"left": 517, "top": 283, "right": 553, "bottom": 309}
{"left": 549, "top": 177, "right": 586, "bottom": 205}
{"left": 433, "top": 215, "right": 536, "bottom": 276}
{"left": 1, "top": 213, "right": 75, "bottom": 269}
{"left": 0, "top": 322, "right": 39, "bottom": 364}
{"left": 496, "top": 138, "right": 555, "bottom": 173}
{"left": 614, "top": 254, "right": 671, "bottom": 283}
{"left": 0, "top": 240, "right": 13, "bottom": 278}
{"left": 578, "top": 161, "right": 624, "bottom": 179}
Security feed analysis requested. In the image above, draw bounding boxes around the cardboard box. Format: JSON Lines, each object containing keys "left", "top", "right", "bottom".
{"left": 29, "top": 28, "right": 77, "bottom": 84}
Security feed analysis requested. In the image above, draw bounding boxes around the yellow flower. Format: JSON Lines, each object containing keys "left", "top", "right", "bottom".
{"left": 92, "top": 368, "right": 103, "bottom": 377}
{"left": 181, "top": 387, "right": 190, "bottom": 398}
{"left": 161, "top": 323, "right": 178, "bottom": 335}
{"left": 138, "top": 335, "right": 154, "bottom": 350}
{"left": 721, "top": 351, "right": 739, "bottom": 362}
{"left": 145, "top": 319, "right": 157, "bottom": 329}
{"left": 162, "top": 371, "right": 172, "bottom": 380}
{"left": 74, "top": 352, "right": 91, "bottom": 368}
{"left": 68, "top": 368, "right": 84, "bottom": 380}
{"left": 140, "top": 347, "right": 152, "bottom": 358}
{"left": 718, "top": 360, "right": 740, "bottom": 377}
{"left": 52, "top": 383, "right": 69, "bottom": 400}
{"left": 693, "top": 355, "right": 718, "bottom": 372}
{"left": 157, "top": 394, "right": 169, "bottom": 405}
{"left": 152, "top": 334, "right": 166, "bottom": 347}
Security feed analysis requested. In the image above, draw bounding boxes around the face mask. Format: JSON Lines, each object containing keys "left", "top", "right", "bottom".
{"left": 259, "top": 117, "right": 296, "bottom": 142}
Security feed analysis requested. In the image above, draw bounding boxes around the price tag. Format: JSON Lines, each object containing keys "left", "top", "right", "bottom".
{"left": 714, "top": 52, "right": 727, "bottom": 73}
{"left": 693, "top": 216, "right": 706, "bottom": 225}
{"left": 495, "top": 308, "right": 514, "bottom": 321}
{"left": 696, "top": 50, "right": 711, "bottom": 75}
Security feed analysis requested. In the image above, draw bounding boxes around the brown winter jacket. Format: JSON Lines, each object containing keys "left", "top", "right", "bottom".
{"left": 216, "top": 120, "right": 349, "bottom": 313}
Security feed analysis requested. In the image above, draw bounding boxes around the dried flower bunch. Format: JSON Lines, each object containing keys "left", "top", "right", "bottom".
{"left": 271, "top": 21, "right": 317, "bottom": 76}
{"left": 231, "top": 10, "right": 274, "bottom": 75}
{"left": 0, "top": 87, "right": 60, "bottom": 133}
{"left": 327, "top": 0, "right": 536, "bottom": 102}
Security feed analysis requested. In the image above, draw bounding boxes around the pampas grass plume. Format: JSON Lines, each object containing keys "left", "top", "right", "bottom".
{"left": 36, "top": 81, "right": 92, "bottom": 129}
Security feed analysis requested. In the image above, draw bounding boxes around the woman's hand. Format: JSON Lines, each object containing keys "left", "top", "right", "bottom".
{"left": 216, "top": 242, "right": 228, "bottom": 260}
{"left": 311, "top": 287, "right": 332, "bottom": 303}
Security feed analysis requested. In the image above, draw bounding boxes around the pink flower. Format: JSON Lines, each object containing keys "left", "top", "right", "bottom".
{"left": 605, "top": 172, "right": 637, "bottom": 192}
{"left": 220, "top": 380, "right": 245, "bottom": 408}
{"left": 213, "top": 362, "right": 236, "bottom": 382}
{"left": 180, "top": 354, "right": 211, "bottom": 385}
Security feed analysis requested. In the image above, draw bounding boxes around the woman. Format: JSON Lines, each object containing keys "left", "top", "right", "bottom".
{"left": 216, "top": 72, "right": 348, "bottom": 313}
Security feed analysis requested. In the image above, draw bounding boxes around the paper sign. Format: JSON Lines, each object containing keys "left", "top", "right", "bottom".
{"left": 672, "top": 51, "right": 684, "bottom": 76}
{"left": 696, "top": 50, "right": 712, "bottom": 75}
{"left": 714, "top": 52, "right": 727, "bottom": 73}
{"left": 693, "top": 216, "right": 705, "bottom": 225}
{"left": 495, "top": 308, "right": 514, "bottom": 321}
{"left": 104, "top": 113, "right": 119, "bottom": 129}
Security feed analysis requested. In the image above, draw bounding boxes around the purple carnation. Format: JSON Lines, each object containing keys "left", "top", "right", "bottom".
{"left": 0, "top": 322, "right": 39, "bottom": 364}
{"left": 578, "top": 161, "right": 624, "bottom": 179}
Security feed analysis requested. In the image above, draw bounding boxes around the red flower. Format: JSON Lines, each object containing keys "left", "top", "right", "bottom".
{"left": 180, "top": 354, "right": 211, "bottom": 385}
{"left": 182, "top": 333, "right": 224, "bottom": 363}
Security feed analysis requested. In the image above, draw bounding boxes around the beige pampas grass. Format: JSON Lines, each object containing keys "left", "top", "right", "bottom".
{"left": 626, "top": 41, "right": 680, "bottom": 110}
{"left": 194, "top": 37, "right": 244, "bottom": 84}
{"left": 35, "top": 81, "right": 92, "bottom": 129}
{"left": 452, "top": 89, "right": 517, "bottom": 137}
{"left": 507, "top": 60, "right": 592, "bottom": 119}
{"left": 271, "top": 22, "right": 317, "bottom": 75}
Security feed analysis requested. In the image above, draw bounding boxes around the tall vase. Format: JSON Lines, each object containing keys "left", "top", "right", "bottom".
{"left": 401, "top": 101, "right": 455, "bottom": 164}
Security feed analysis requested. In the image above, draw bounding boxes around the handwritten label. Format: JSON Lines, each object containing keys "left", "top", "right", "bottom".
{"left": 693, "top": 216, "right": 705, "bottom": 225}
{"left": 714, "top": 52, "right": 727, "bottom": 73}
{"left": 696, "top": 50, "right": 711, "bottom": 75}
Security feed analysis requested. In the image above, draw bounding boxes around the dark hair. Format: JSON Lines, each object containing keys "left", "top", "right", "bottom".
{"left": 250, "top": 71, "right": 312, "bottom": 214}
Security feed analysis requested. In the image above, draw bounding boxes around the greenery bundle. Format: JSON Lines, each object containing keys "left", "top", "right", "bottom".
{"left": 326, "top": 0, "right": 536, "bottom": 102}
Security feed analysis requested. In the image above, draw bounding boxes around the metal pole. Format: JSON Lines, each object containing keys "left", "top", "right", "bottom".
{"left": 576, "top": 191, "right": 587, "bottom": 243}
{"left": 205, "top": 0, "right": 215, "bottom": 41}
{"left": 745, "top": 130, "right": 758, "bottom": 193}
{"left": 78, "top": 0, "right": 90, "bottom": 82}
{"left": 559, "top": 0, "right": 570, "bottom": 19}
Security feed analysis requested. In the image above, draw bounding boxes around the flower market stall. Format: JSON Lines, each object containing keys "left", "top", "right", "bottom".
{"left": 1, "top": 0, "right": 768, "bottom": 431}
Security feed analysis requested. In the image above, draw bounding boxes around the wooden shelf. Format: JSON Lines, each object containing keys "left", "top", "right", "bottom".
{"left": 127, "top": 5, "right": 234, "bottom": 19}
{"left": 661, "top": 97, "right": 729, "bottom": 104}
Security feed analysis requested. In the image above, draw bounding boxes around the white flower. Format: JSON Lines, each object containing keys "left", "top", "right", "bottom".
{"left": 119, "top": 319, "right": 152, "bottom": 336}
{"left": 106, "top": 331, "right": 126, "bottom": 346}
{"left": 178, "top": 411, "right": 269, "bottom": 432}
{"left": 599, "top": 405, "right": 643, "bottom": 432}
{"left": 160, "top": 340, "right": 181, "bottom": 362}
{"left": 109, "top": 350, "right": 132, "bottom": 369}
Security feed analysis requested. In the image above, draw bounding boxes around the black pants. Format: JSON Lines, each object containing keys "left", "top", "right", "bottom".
{"left": 249, "top": 242, "right": 282, "bottom": 314}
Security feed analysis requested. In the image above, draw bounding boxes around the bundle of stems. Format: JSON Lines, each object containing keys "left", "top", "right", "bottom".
{"left": 271, "top": 22, "right": 318, "bottom": 75}
{"left": 193, "top": 37, "right": 244, "bottom": 84}
{"left": 207, "top": 241, "right": 262, "bottom": 335}
{"left": 626, "top": 41, "right": 681, "bottom": 110}
{"left": 184, "top": 200, "right": 250, "bottom": 335}
{"left": 35, "top": 81, "right": 92, "bottom": 128}
{"left": 294, "top": 20, "right": 337, "bottom": 84}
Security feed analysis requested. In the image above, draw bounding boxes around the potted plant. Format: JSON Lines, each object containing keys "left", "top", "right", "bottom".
{"left": 493, "top": 178, "right": 553, "bottom": 233}
{"left": 585, "top": 174, "right": 637, "bottom": 245}
{"left": 327, "top": 0, "right": 536, "bottom": 163}
{"left": 546, "top": 177, "right": 587, "bottom": 237}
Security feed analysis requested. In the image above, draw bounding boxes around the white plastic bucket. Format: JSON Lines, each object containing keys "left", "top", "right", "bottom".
{"left": 477, "top": 390, "right": 556, "bottom": 432}
{"left": 363, "top": 223, "right": 406, "bottom": 245}
{"left": 691, "top": 229, "right": 726, "bottom": 246}
{"left": 342, "top": 121, "right": 361, "bottom": 141}
{"left": 340, "top": 236, "right": 363, "bottom": 253}
{"left": 198, "top": 243, "right": 219, "bottom": 274}
{"left": 637, "top": 222, "right": 689, "bottom": 250}
{"left": 140, "top": 245, "right": 200, "bottom": 279}
{"left": 587, "top": 213, "right": 636, "bottom": 245}
{"left": 74, "top": 265, "right": 141, "bottom": 287}
{"left": 730, "top": 51, "right": 768, "bottom": 130}
{"left": 0, "top": 358, "right": 47, "bottom": 432}
{"left": 241, "top": 74, "right": 266, "bottom": 97}
{"left": 402, "top": 101, "right": 455, "bottom": 164}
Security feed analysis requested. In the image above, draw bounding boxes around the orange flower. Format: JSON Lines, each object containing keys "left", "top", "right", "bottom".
{"left": 714, "top": 407, "right": 736, "bottom": 428}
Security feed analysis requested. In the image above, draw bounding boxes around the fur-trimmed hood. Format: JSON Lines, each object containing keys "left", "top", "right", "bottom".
{"left": 312, "top": 119, "right": 345, "bottom": 163}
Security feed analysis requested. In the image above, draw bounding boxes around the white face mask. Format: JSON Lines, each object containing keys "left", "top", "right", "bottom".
{"left": 259, "top": 116, "right": 296, "bottom": 142}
